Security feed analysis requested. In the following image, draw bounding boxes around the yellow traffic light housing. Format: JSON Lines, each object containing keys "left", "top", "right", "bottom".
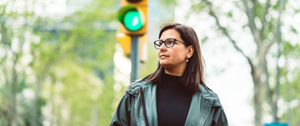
{"left": 116, "top": 33, "right": 147, "bottom": 62}
{"left": 116, "top": 33, "right": 131, "bottom": 57}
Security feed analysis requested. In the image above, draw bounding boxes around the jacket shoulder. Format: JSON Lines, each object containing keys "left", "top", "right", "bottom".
{"left": 125, "top": 76, "right": 152, "bottom": 97}
{"left": 199, "top": 84, "right": 219, "bottom": 98}
{"left": 199, "top": 84, "right": 223, "bottom": 107}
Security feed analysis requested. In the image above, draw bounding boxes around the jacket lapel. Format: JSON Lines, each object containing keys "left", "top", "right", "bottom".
{"left": 184, "top": 93, "right": 202, "bottom": 126}
{"left": 185, "top": 85, "right": 215, "bottom": 126}
{"left": 142, "top": 82, "right": 158, "bottom": 126}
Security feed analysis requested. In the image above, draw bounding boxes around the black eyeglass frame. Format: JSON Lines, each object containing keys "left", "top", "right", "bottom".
{"left": 153, "top": 38, "right": 185, "bottom": 49}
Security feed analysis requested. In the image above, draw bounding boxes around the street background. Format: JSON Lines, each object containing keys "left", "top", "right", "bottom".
{"left": 0, "top": 0, "right": 299, "bottom": 126}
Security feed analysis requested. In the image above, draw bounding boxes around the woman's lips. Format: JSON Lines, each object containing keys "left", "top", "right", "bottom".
{"left": 160, "top": 55, "right": 168, "bottom": 58}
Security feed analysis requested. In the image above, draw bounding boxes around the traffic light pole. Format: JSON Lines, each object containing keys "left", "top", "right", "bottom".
{"left": 130, "top": 35, "right": 139, "bottom": 82}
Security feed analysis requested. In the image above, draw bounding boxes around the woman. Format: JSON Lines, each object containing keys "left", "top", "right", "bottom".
{"left": 110, "top": 23, "right": 228, "bottom": 126}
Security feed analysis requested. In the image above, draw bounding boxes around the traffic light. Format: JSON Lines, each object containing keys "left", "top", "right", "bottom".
{"left": 116, "top": 33, "right": 131, "bottom": 57}
{"left": 116, "top": 33, "right": 147, "bottom": 62}
{"left": 118, "top": 0, "right": 147, "bottom": 36}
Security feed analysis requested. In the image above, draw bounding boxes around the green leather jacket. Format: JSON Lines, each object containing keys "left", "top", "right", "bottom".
{"left": 110, "top": 79, "right": 228, "bottom": 126}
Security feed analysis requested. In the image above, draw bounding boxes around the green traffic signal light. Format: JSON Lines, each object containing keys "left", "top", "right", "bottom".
{"left": 118, "top": 1, "right": 147, "bottom": 35}
{"left": 118, "top": 5, "right": 145, "bottom": 32}
{"left": 123, "top": 10, "right": 143, "bottom": 31}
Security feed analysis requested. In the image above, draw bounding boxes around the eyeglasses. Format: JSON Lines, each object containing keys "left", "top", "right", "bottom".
{"left": 153, "top": 38, "right": 185, "bottom": 49}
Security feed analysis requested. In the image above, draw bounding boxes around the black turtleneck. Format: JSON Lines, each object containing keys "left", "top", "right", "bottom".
{"left": 156, "top": 73, "right": 192, "bottom": 126}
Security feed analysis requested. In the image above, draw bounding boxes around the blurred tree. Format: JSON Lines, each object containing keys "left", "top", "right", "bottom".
{"left": 0, "top": 0, "right": 118, "bottom": 125}
{"left": 180, "top": 0, "right": 299, "bottom": 125}
{"left": 201, "top": 0, "right": 285, "bottom": 125}
{"left": 33, "top": 0, "right": 119, "bottom": 125}
{"left": 0, "top": 1, "right": 45, "bottom": 125}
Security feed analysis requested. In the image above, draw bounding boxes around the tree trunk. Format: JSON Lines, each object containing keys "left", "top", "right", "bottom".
{"left": 252, "top": 47, "right": 275, "bottom": 126}
{"left": 11, "top": 54, "right": 20, "bottom": 126}
{"left": 251, "top": 72, "right": 263, "bottom": 126}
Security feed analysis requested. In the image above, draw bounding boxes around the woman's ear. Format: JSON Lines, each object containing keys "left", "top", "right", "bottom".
{"left": 187, "top": 45, "right": 194, "bottom": 58}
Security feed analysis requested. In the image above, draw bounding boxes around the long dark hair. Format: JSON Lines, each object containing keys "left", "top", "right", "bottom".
{"left": 146, "top": 23, "right": 210, "bottom": 94}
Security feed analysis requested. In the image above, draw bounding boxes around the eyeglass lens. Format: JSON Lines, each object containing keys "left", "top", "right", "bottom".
{"left": 154, "top": 39, "right": 175, "bottom": 49}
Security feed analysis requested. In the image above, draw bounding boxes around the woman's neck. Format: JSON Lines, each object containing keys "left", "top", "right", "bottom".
{"left": 163, "top": 61, "right": 187, "bottom": 76}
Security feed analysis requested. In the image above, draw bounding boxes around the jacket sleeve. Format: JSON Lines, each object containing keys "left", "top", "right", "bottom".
{"left": 211, "top": 107, "right": 228, "bottom": 126}
{"left": 110, "top": 94, "right": 132, "bottom": 126}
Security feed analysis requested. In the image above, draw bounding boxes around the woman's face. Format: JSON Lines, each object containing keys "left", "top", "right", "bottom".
{"left": 158, "top": 29, "right": 190, "bottom": 70}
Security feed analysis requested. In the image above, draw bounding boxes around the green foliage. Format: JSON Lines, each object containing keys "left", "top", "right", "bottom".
{"left": 226, "top": 12, "right": 233, "bottom": 18}
{"left": 279, "top": 41, "right": 300, "bottom": 125}
{"left": 160, "top": 0, "right": 178, "bottom": 7}
{"left": 295, "top": 9, "right": 300, "bottom": 13}
{"left": 37, "top": 0, "right": 118, "bottom": 125}
{"left": 254, "top": 2, "right": 264, "bottom": 19}
{"left": 291, "top": 26, "right": 298, "bottom": 34}
{"left": 0, "top": 0, "right": 119, "bottom": 125}
{"left": 190, "top": 1, "right": 206, "bottom": 14}
{"left": 201, "top": 36, "right": 208, "bottom": 44}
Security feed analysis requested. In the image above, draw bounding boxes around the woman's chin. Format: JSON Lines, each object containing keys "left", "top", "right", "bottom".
{"left": 159, "top": 61, "right": 168, "bottom": 66}
{"left": 160, "top": 62, "right": 171, "bottom": 68}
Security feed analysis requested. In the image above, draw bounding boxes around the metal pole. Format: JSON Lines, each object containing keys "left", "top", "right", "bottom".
{"left": 130, "top": 36, "right": 139, "bottom": 82}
